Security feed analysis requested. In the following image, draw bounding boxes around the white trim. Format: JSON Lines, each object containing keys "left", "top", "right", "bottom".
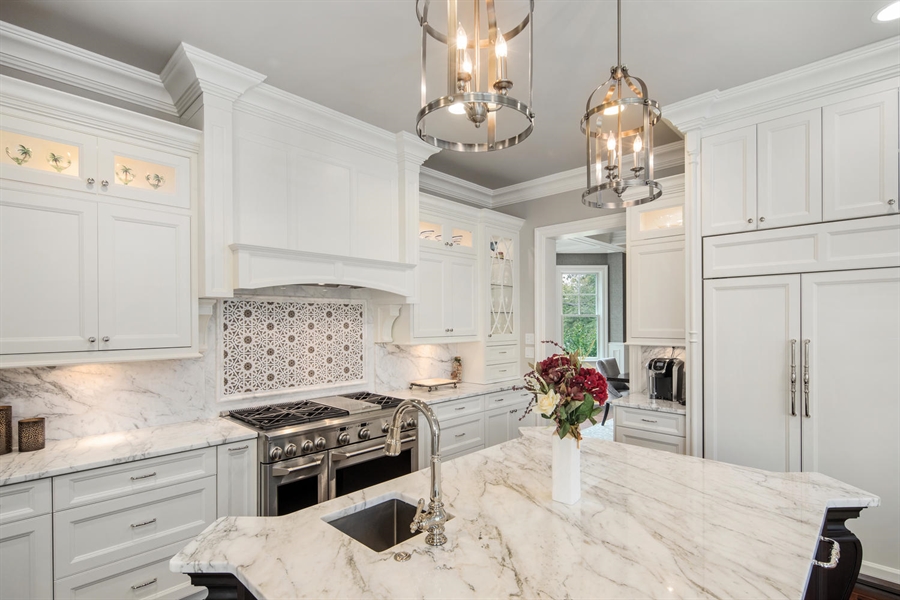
{"left": 534, "top": 213, "right": 627, "bottom": 362}
{"left": 419, "top": 167, "right": 493, "bottom": 208}
{"left": 861, "top": 560, "right": 900, "bottom": 585}
{"left": 556, "top": 265, "right": 609, "bottom": 360}
{"left": 0, "top": 21, "right": 177, "bottom": 116}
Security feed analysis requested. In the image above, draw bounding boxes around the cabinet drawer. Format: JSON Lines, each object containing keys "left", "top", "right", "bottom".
{"left": 485, "top": 361, "right": 519, "bottom": 382}
{"left": 440, "top": 414, "right": 485, "bottom": 457}
{"left": 615, "top": 406, "right": 685, "bottom": 437}
{"left": 54, "top": 447, "right": 217, "bottom": 510}
{"left": 55, "top": 540, "right": 199, "bottom": 600}
{"left": 614, "top": 426, "right": 685, "bottom": 455}
{"left": 431, "top": 395, "right": 484, "bottom": 421}
{"left": 485, "top": 389, "right": 532, "bottom": 410}
{"left": 485, "top": 344, "right": 517, "bottom": 364}
{"left": 53, "top": 476, "right": 217, "bottom": 578}
{"left": 0, "top": 478, "right": 51, "bottom": 525}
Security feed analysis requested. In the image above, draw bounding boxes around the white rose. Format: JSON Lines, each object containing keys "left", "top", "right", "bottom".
{"left": 536, "top": 390, "right": 559, "bottom": 416}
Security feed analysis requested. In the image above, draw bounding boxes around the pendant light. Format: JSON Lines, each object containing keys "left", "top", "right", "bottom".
{"left": 416, "top": 0, "right": 535, "bottom": 152}
{"left": 581, "top": 0, "right": 662, "bottom": 208}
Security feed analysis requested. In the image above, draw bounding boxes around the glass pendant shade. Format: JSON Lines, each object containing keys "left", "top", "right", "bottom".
{"left": 581, "top": 0, "right": 662, "bottom": 208}
{"left": 416, "top": 0, "right": 535, "bottom": 152}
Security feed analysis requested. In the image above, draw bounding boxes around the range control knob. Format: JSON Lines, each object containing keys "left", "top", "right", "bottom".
{"left": 284, "top": 443, "right": 297, "bottom": 458}
{"left": 382, "top": 422, "right": 390, "bottom": 433}
{"left": 314, "top": 437, "right": 327, "bottom": 451}
{"left": 301, "top": 440, "right": 314, "bottom": 454}
{"left": 337, "top": 432, "right": 351, "bottom": 445}
{"left": 405, "top": 417, "right": 417, "bottom": 429}
{"left": 269, "top": 446, "right": 284, "bottom": 461}
{"left": 358, "top": 428, "right": 370, "bottom": 441}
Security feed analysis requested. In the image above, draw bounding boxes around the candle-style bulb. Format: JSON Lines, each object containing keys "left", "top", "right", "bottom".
{"left": 456, "top": 24, "right": 467, "bottom": 49}
{"left": 462, "top": 52, "right": 473, "bottom": 74}
{"left": 633, "top": 135, "right": 642, "bottom": 153}
{"left": 495, "top": 33, "right": 507, "bottom": 58}
{"left": 607, "top": 133, "right": 617, "bottom": 151}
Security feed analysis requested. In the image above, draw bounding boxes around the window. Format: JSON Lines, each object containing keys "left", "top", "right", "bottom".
{"left": 558, "top": 267, "right": 608, "bottom": 360}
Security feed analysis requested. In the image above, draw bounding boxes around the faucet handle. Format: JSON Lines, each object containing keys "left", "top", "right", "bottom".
{"left": 411, "top": 498, "right": 426, "bottom": 533}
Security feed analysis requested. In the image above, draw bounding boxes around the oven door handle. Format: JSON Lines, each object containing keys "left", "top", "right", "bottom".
{"left": 271, "top": 456, "right": 325, "bottom": 477}
{"left": 331, "top": 437, "right": 417, "bottom": 461}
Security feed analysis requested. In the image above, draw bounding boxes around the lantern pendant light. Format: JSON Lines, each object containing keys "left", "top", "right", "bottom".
{"left": 416, "top": 0, "right": 535, "bottom": 152}
{"left": 581, "top": 0, "right": 662, "bottom": 208}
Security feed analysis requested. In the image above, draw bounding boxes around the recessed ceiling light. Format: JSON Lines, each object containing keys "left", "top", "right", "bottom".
{"left": 874, "top": 1, "right": 900, "bottom": 22}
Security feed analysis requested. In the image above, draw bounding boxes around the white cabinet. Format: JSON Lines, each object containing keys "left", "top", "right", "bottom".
{"left": 408, "top": 251, "right": 477, "bottom": 339}
{"left": 626, "top": 192, "right": 684, "bottom": 242}
{"left": 217, "top": 441, "right": 258, "bottom": 517}
{"left": 626, "top": 237, "right": 685, "bottom": 343}
{"left": 701, "top": 125, "right": 757, "bottom": 236}
{"left": 484, "top": 398, "right": 535, "bottom": 449}
{"left": 448, "top": 257, "right": 478, "bottom": 336}
{"left": 98, "top": 205, "right": 191, "bottom": 350}
{"left": 757, "top": 109, "right": 822, "bottom": 229}
{"left": 0, "top": 188, "right": 99, "bottom": 355}
{"left": 0, "top": 515, "right": 53, "bottom": 600}
{"left": 613, "top": 405, "right": 686, "bottom": 455}
{"left": 97, "top": 138, "right": 191, "bottom": 210}
{"left": 614, "top": 426, "right": 686, "bottom": 454}
{"left": 418, "top": 213, "right": 476, "bottom": 255}
{"left": 823, "top": 90, "right": 899, "bottom": 221}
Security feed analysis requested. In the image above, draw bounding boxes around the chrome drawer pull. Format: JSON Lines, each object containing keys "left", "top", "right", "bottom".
{"left": 498, "top": 369, "right": 508, "bottom": 373}
{"left": 640, "top": 418, "right": 658, "bottom": 423}
{"left": 813, "top": 536, "right": 840, "bottom": 569}
{"left": 130, "top": 472, "right": 156, "bottom": 481}
{"left": 495, "top": 398, "right": 505, "bottom": 402}
{"left": 455, "top": 433, "right": 466, "bottom": 438}
{"left": 509, "top": 409, "right": 517, "bottom": 414}
{"left": 130, "top": 578, "right": 158, "bottom": 590}
{"left": 228, "top": 445, "right": 249, "bottom": 451}
{"left": 130, "top": 518, "right": 157, "bottom": 529}
{"left": 455, "top": 406, "right": 466, "bottom": 411}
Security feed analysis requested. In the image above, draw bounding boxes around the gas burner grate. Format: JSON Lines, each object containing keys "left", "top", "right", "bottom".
{"left": 229, "top": 401, "right": 350, "bottom": 431}
{"left": 341, "top": 391, "right": 405, "bottom": 410}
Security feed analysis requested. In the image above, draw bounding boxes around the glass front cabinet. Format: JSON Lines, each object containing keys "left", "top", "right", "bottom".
{"left": 487, "top": 232, "right": 516, "bottom": 342}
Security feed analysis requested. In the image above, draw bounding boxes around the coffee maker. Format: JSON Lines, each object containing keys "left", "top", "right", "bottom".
{"left": 647, "top": 357, "right": 685, "bottom": 404}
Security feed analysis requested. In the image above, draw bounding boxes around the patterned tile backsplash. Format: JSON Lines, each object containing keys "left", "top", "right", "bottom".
{"left": 221, "top": 299, "right": 365, "bottom": 398}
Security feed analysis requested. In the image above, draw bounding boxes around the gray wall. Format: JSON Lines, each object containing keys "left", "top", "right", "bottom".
{"left": 555, "top": 253, "right": 625, "bottom": 344}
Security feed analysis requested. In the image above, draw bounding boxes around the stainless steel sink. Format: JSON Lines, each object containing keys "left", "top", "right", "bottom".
{"left": 325, "top": 499, "right": 422, "bottom": 552}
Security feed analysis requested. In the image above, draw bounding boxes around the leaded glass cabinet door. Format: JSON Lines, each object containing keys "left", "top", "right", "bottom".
{"left": 488, "top": 233, "right": 516, "bottom": 342}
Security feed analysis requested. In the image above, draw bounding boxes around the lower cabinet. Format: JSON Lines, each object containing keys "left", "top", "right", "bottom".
{"left": 216, "top": 442, "right": 258, "bottom": 517}
{"left": 614, "top": 426, "right": 686, "bottom": 454}
{"left": 0, "top": 514, "right": 53, "bottom": 600}
{"left": 485, "top": 398, "right": 536, "bottom": 448}
{"left": 614, "top": 406, "right": 686, "bottom": 455}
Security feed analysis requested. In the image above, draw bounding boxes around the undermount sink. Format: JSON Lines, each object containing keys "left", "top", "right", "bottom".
{"left": 325, "top": 498, "right": 423, "bottom": 552}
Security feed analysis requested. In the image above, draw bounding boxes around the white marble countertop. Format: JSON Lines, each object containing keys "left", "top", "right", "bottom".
{"left": 610, "top": 391, "right": 687, "bottom": 415}
{"left": 171, "top": 429, "right": 879, "bottom": 599}
{"left": 0, "top": 418, "right": 257, "bottom": 487}
{"left": 381, "top": 381, "right": 520, "bottom": 405}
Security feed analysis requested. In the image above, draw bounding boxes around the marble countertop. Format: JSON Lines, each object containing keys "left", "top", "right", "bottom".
{"left": 610, "top": 391, "right": 687, "bottom": 415}
{"left": 0, "top": 418, "right": 257, "bottom": 487}
{"left": 171, "top": 429, "right": 879, "bottom": 599}
{"left": 381, "top": 381, "right": 520, "bottom": 405}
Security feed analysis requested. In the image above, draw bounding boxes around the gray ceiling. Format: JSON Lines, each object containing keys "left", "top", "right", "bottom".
{"left": 2, "top": 1, "right": 896, "bottom": 189}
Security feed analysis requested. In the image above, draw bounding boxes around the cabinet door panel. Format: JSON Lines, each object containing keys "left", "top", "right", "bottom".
{"left": 823, "top": 90, "right": 899, "bottom": 220}
{"left": 0, "top": 189, "right": 99, "bottom": 354}
{"left": 628, "top": 238, "right": 685, "bottom": 341}
{"left": 703, "top": 275, "right": 801, "bottom": 471}
{"left": 449, "top": 258, "right": 478, "bottom": 336}
{"left": 801, "top": 268, "right": 900, "bottom": 576}
{"left": 757, "top": 109, "right": 822, "bottom": 229}
{"left": 413, "top": 253, "right": 447, "bottom": 338}
{"left": 701, "top": 126, "right": 757, "bottom": 236}
{"left": 353, "top": 171, "right": 397, "bottom": 263}
{"left": 484, "top": 406, "right": 509, "bottom": 448}
{"left": 234, "top": 136, "right": 290, "bottom": 248}
{"left": 0, "top": 514, "right": 53, "bottom": 600}
{"left": 98, "top": 205, "right": 191, "bottom": 350}
{"left": 291, "top": 152, "right": 351, "bottom": 256}
{"left": 217, "top": 442, "right": 258, "bottom": 517}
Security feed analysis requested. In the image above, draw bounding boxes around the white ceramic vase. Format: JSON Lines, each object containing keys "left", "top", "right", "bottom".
{"left": 552, "top": 434, "right": 581, "bottom": 504}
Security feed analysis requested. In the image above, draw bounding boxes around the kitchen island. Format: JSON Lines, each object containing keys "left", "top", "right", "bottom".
{"left": 171, "top": 429, "right": 878, "bottom": 599}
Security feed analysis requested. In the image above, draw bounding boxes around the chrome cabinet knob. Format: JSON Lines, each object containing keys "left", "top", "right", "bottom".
{"left": 889, "top": 199, "right": 896, "bottom": 206}
{"left": 301, "top": 440, "right": 314, "bottom": 453}
{"left": 337, "top": 432, "right": 350, "bottom": 445}
{"left": 88, "top": 337, "right": 96, "bottom": 343}
{"left": 270, "top": 446, "right": 284, "bottom": 461}
{"left": 86, "top": 178, "right": 95, "bottom": 185}
{"left": 358, "top": 428, "right": 370, "bottom": 441}
{"left": 759, "top": 216, "right": 766, "bottom": 222}
{"left": 101, "top": 180, "right": 109, "bottom": 187}
{"left": 747, "top": 218, "right": 753, "bottom": 224}
{"left": 102, "top": 336, "right": 110, "bottom": 342}
{"left": 284, "top": 443, "right": 297, "bottom": 458}
{"left": 314, "top": 437, "right": 326, "bottom": 451}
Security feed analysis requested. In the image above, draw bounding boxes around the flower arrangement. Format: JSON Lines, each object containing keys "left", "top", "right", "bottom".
{"left": 521, "top": 341, "right": 609, "bottom": 445}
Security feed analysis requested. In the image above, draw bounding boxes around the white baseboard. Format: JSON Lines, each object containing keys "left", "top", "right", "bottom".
{"left": 861, "top": 560, "right": 900, "bottom": 585}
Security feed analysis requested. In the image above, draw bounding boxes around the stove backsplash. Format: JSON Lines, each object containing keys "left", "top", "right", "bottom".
{"left": 0, "top": 289, "right": 458, "bottom": 443}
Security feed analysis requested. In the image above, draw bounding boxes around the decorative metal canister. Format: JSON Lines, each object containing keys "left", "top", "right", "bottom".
{"left": 18, "top": 417, "right": 45, "bottom": 452}
{"left": 0, "top": 406, "right": 11, "bottom": 455}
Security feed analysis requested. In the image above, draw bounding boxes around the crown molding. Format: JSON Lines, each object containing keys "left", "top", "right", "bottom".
{"left": 396, "top": 131, "right": 441, "bottom": 166}
{"left": 419, "top": 167, "right": 494, "bottom": 208}
{"left": 0, "top": 21, "right": 178, "bottom": 116}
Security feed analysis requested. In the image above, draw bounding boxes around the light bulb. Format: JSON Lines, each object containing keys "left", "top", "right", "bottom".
{"left": 462, "top": 53, "right": 473, "bottom": 74}
{"left": 633, "top": 135, "right": 642, "bottom": 153}
{"left": 495, "top": 33, "right": 507, "bottom": 58}
{"left": 607, "top": 133, "right": 617, "bottom": 151}
{"left": 449, "top": 102, "right": 467, "bottom": 115}
{"left": 603, "top": 104, "right": 621, "bottom": 115}
{"left": 456, "top": 23, "right": 468, "bottom": 49}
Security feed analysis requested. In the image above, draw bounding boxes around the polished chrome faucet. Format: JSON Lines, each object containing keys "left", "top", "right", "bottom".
{"left": 384, "top": 398, "right": 447, "bottom": 547}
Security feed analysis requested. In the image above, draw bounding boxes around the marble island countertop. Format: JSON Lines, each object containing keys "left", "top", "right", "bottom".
{"left": 171, "top": 429, "right": 879, "bottom": 599}
{"left": 0, "top": 418, "right": 257, "bottom": 486}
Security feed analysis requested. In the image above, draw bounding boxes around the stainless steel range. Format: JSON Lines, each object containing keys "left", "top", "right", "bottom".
{"left": 228, "top": 392, "right": 418, "bottom": 516}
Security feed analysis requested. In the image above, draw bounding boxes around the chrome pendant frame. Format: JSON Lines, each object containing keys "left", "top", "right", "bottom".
{"left": 416, "top": 0, "right": 535, "bottom": 153}
{"left": 581, "top": 0, "right": 663, "bottom": 209}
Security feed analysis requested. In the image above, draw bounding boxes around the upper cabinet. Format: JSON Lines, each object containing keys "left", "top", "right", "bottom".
{"left": 0, "top": 77, "right": 200, "bottom": 368}
{"left": 487, "top": 232, "right": 516, "bottom": 342}
{"left": 700, "top": 89, "right": 900, "bottom": 237}
{"left": 418, "top": 215, "right": 476, "bottom": 255}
